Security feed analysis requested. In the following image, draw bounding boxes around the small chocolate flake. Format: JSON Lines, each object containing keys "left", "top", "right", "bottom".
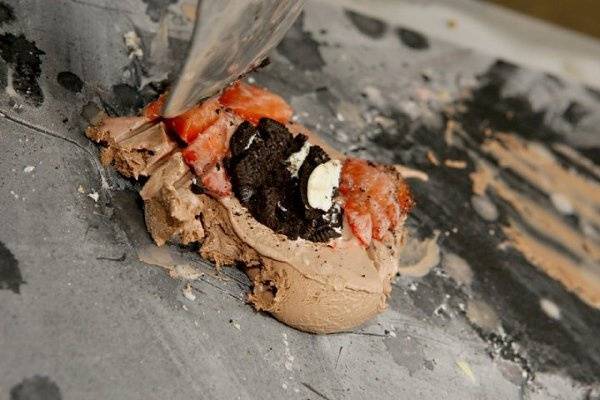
{"left": 190, "top": 182, "right": 204, "bottom": 194}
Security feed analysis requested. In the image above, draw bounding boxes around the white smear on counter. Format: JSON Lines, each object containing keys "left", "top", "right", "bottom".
{"left": 183, "top": 284, "right": 196, "bottom": 301}
{"left": 87, "top": 191, "right": 99, "bottom": 202}
{"left": 123, "top": 31, "right": 143, "bottom": 59}
{"left": 471, "top": 195, "right": 498, "bottom": 221}
{"left": 442, "top": 252, "right": 473, "bottom": 287}
{"left": 550, "top": 192, "right": 573, "bottom": 215}
{"left": 540, "top": 298, "right": 561, "bottom": 320}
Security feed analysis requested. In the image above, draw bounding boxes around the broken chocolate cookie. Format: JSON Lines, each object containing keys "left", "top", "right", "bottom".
{"left": 227, "top": 118, "right": 343, "bottom": 242}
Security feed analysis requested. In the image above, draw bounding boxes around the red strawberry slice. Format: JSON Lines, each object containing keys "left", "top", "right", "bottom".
{"left": 182, "top": 113, "right": 240, "bottom": 176}
{"left": 345, "top": 204, "right": 373, "bottom": 246}
{"left": 167, "top": 98, "right": 221, "bottom": 144}
{"left": 219, "top": 81, "right": 293, "bottom": 125}
{"left": 143, "top": 94, "right": 166, "bottom": 120}
{"left": 201, "top": 164, "right": 232, "bottom": 198}
{"left": 340, "top": 159, "right": 413, "bottom": 246}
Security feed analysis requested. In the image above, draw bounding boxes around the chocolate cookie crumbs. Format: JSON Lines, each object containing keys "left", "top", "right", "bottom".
{"left": 227, "top": 118, "right": 343, "bottom": 242}
{"left": 229, "top": 121, "right": 257, "bottom": 158}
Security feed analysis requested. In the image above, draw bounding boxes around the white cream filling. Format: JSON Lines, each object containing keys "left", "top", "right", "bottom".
{"left": 286, "top": 141, "right": 311, "bottom": 178}
{"left": 307, "top": 160, "right": 342, "bottom": 211}
{"left": 244, "top": 134, "right": 257, "bottom": 151}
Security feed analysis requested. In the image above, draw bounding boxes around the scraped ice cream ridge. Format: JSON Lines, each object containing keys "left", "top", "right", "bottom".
{"left": 86, "top": 81, "right": 413, "bottom": 333}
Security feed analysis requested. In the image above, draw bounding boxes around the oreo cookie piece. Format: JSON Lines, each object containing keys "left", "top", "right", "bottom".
{"left": 226, "top": 118, "right": 342, "bottom": 243}
{"left": 298, "top": 146, "right": 330, "bottom": 219}
{"left": 230, "top": 121, "right": 258, "bottom": 158}
{"left": 304, "top": 225, "right": 341, "bottom": 243}
{"left": 254, "top": 186, "right": 283, "bottom": 232}
{"left": 289, "top": 133, "right": 308, "bottom": 154}
{"left": 257, "top": 118, "right": 291, "bottom": 142}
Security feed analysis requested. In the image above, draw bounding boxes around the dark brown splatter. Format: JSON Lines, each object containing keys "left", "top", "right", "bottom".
{"left": 56, "top": 71, "right": 83, "bottom": 93}
{"left": 10, "top": 376, "right": 62, "bottom": 400}
{"left": 0, "top": 33, "right": 45, "bottom": 106}
{"left": 344, "top": 10, "right": 387, "bottom": 39}
{"left": 0, "top": 241, "right": 24, "bottom": 294}
{"left": 0, "top": 2, "right": 15, "bottom": 26}
{"left": 103, "top": 83, "right": 144, "bottom": 116}
{"left": 397, "top": 27, "right": 429, "bottom": 50}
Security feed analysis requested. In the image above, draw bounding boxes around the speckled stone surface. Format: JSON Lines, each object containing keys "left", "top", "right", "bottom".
{"left": 1, "top": 1, "right": 599, "bottom": 399}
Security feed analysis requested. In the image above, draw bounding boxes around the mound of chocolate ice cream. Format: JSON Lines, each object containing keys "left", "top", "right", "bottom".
{"left": 227, "top": 118, "right": 342, "bottom": 242}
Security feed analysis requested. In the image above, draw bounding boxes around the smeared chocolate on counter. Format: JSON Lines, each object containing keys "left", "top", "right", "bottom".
{"left": 0, "top": 241, "right": 24, "bottom": 294}
{"left": 344, "top": 10, "right": 387, "bottom": 39}
{"left": 0, "top": 2, "right": 15, "bottom": 26}
{"left": 106, "top": 83, "right": 144, "bottom": 116}
{"left": 56, "top": 71, "right": 83, "bottom": 93}
{"left": 227, "top": 118, "right": 342, "bottom": 242}
{"left": 10, "top": 376, "right": 62, "bottom": 400}
{"left": 396, "top": 27, "right": 430, "bottom": 50}
{"left": 0, "top": 33, "right": 45, "bottom": 106}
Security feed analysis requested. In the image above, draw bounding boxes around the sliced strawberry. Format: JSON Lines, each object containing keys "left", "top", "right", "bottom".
{"left": 143, "top": 94, "right": 167, "bottom": 120}
{"left": 368, "top": 199, "right": 390, "bottom": 241}
{"left": 201, "top": 164, "right": 232, "bottom": 197}
{"left": 219, "top": 81, "right": 293, "bottom": 125}
{"left": 182, "top": 113, "right": 240, "bottom": 176}
{"left": 167, "top": 98, "right": 221, "bottom": 144}
{"left": 345, "top": 205, "right": 372, "bottom": 246}
{"left": 340, "top": 158, "right": 413, "bottom": 245}
{"left": 385, "top": 201, "right": 401, "bottom": 230}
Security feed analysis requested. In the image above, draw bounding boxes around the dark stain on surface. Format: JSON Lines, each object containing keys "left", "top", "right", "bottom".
{"left": 344, "top": 9, "right": 387, "bottom": 39}
{"left": 56, "top": 71, "right": 83, "bottom": 93}
{"left": 141, "top": 0, "right": 177, "bottom": 23}
{"left": 397, "top": 27, "right": 429, "bottom": 50}
{"left": 0, "top": 33, "right": 45, "bottom": 106}
{"left": 107, "top": 83, "right": 144, "bottom": 116}
{"left": 441, "top": 60, "right": 600, "bottom": 383}
{"left": 97, "top": 253, "right": 127, "bottom": 262}
{"left": 364, "top": 58, "right": 600, "bottom": 383}
{"left": 0, "top": 2, "right": 15, "bottom": 26}
{"left": 577, "top": 147, "right": 600, "bottom": 165}
{"left": 384, "top": 335, "right": 431, "bottom": 376}
{"left": 0, "top": 58, "right": 7, "bottom": 90}
{"left": 277, "top": 12, "right": 325, "bottom": 71}
{"left": 80, "top": 101, "right": 104, "bottom": 124}
{"left": 562, "top": 101, "right": 589, "bottom": 125}
{"left": 0, "top": 241, "right": 24, "bottom": 294}
{"left": 10, "top": 376, "right": 62, "bottom": 400}
{"left": 460, "top": 60, "right": 559, "bottom": 142}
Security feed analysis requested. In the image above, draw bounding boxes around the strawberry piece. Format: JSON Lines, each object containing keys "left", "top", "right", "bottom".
{"left": 345, "top": 205, "right": 372, "bottom": 246}
{"left": 340, "top": 159, "right": 413, "bottom": 245}
{"left": 368, "top": 199, "right": 390, "bottom": 241}
{"left": 143, "top": 94, "right": 166, "bottom": 120}
{"left": 167, "top": 98, "right": 221, "bottom": 144}
{"left": 201, "top": 164, "right": 232, "bottom": 197}
{"left": 219, "top": 81, "right": 293, "bottom": 125}
{"left": 182, "top": 113, "right": 240, "bottom": 176}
